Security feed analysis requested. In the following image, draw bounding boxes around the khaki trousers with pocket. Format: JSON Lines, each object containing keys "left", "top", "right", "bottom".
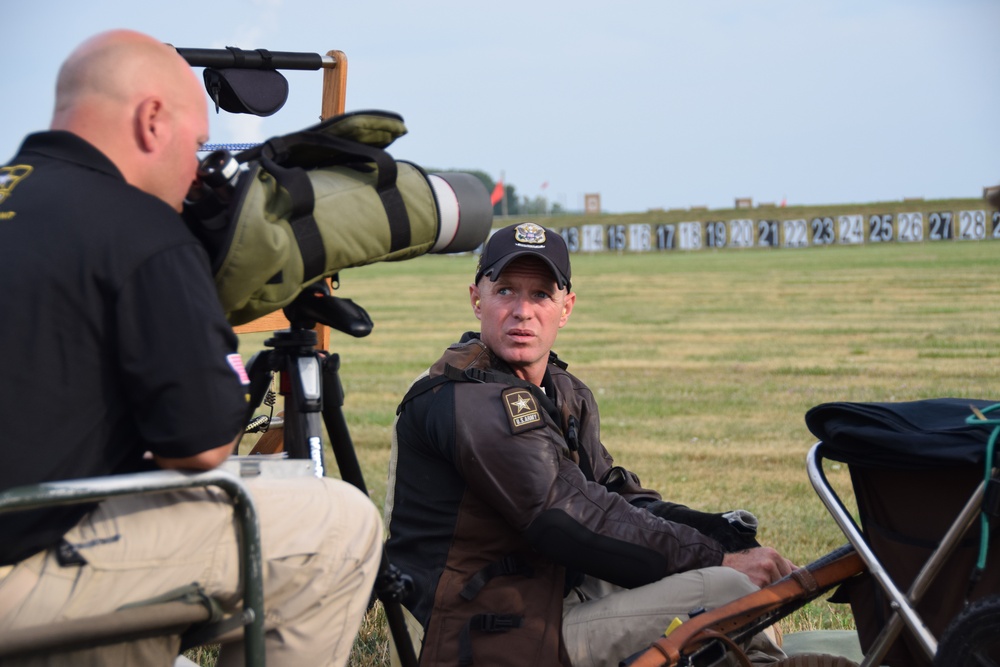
{"left": 0, "top": 475, "right": 383, "bottom": 667}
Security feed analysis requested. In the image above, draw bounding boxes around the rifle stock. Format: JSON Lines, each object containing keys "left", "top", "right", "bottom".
{"left": 626, "top": 545, "right": 864, "bottom": 667}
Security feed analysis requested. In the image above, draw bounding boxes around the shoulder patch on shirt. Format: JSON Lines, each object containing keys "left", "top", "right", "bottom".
{"left": 502, "top": 387, "right": 544, "bottom": 434}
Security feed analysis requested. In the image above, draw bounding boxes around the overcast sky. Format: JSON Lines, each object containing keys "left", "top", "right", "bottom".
{"left": 5, "top": 0, "right": 999, "bottom": 213}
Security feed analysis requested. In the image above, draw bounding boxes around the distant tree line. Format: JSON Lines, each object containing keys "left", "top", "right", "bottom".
{"left": 434, "top": 169, "right": 564, "bottom": 217}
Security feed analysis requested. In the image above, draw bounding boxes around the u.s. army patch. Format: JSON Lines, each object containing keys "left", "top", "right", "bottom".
{"left": 502, "top": 387, "right": 543, "bottom": 434}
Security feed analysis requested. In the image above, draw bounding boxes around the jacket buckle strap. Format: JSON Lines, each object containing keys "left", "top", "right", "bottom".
{"left": 461, "top": 367, "right": 492, "bottom": 384}
{"left": 474, "top": 613, "right": 522, "bottom": 632}
{"left": 459, "top": 555, "right": 534, "bottom": 601}
{"left": 458, "top": 613, "right": 524, "bottom": 666}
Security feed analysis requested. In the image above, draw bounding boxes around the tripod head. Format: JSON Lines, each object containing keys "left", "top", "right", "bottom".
{"left": 282, "top": 280, "right": 373, "bottom": 337}
{"left": 242, "top": 280, "right": 371, "bottom": 474}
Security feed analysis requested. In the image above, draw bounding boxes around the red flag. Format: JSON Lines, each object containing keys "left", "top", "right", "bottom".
{"left": 490, "top": 181, "right": 504, "bottom": 206}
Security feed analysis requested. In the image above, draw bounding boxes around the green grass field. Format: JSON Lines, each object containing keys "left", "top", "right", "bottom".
{"left": 232, "top": 238, "right": 1000, "bottom": 665}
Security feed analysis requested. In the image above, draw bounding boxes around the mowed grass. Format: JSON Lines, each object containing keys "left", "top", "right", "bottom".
{"left": 234, "top": 239, "right": 1000, "bottom": 665}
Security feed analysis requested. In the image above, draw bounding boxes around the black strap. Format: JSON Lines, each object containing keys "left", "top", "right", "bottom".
{"left": 458, "top": 613, "right": 523, "bottom": 666}
{"left": 259, "top": 154, "right": 326, "bottom": 281}
{"left": 548, "top": 349, "right": 568, "bottom": 370}
{"left": 253, "top": 131, "right": 411, "bottom": 252}
{"left": 565, "top": 414, "right": 594, "bottom": 481}
{"left": 255, "top": 48, "right": 273, "bottom": 67}
{"left": 232, "top": 126, "right": 412, "bottom": 287}
{"left": 206, "top": 76, "right": 222, "bottom": 113}
{"left": 397, "top": 373, "right": 452, "bottom": 415}
{"left": 397, "top": 364, "right": 556, "bottom": 417}
{"left": 225, "top": 45, "right": 245, "bottom": 67}
{"left": 459, "top": 555, "right": 534, "bottom": 601}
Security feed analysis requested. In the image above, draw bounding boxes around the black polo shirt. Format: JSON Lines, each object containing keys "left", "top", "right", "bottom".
{"left": 0, "top": 132, "right": 248, "bottom": 564}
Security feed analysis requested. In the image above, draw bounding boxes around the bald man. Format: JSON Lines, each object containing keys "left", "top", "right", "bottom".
{"left": 0, "top": 30, "right": 382, "bottom": 666}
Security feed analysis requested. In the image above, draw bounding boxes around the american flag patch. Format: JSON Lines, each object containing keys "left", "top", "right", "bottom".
{"left": 226, "top": 353, "right": 250, "bottom": 385}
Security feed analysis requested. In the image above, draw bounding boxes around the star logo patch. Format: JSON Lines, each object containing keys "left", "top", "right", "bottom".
{"left": 502, "top": 387, "right": 543, "bottom": 434}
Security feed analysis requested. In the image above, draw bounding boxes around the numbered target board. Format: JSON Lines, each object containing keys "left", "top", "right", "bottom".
{"left": 729, "top": 219, "right": 755, "bottom": 248}
{"left": 579, "top": 224, "right": 604, "bottom": 252}
{"left": 957, "top": 210, "right": 987, "bottom": 240}
{"left": 555, "top": 204, "right": 997, "bottom": 256}
{"left": 837, "top": 215, "right": 864, "bottom": 245}
{"left": 628, "top": 224, "right": 652, "bottom": 251}
{"left": 782, "top": 219, "right": 809, "bottom": 248}
{"left": 678, "top": 222, "right": 702, "bottom": 250}
{"left": 868, "top": 214, "right": 894, "bottom": 243}
{"left": 897, "top": 213, "right": 924, "bottom": 242}
{"left": 928, "top": 212, "right": 953, "bottom": 240}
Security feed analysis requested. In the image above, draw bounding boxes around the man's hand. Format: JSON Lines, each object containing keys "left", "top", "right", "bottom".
{"left": 722, "top": 547, "right": 796, "bottom": 588}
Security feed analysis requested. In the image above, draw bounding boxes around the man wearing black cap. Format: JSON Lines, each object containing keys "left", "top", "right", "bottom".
{"left": 385, "top": 222, "right": 792, "bottom": 666}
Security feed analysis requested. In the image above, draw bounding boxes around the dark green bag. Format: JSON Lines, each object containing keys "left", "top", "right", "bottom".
{"left": 201, "top": 110, "right": 489, "bottom": 325}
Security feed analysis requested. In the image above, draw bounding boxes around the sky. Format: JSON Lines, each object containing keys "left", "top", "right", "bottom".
{"left": 4, "top": 1, "right": 999, "bottom": 214}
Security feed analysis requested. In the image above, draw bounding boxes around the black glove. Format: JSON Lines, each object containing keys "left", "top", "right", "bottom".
{"left": 639, "top": 500, "right": 761, "bottom": 553}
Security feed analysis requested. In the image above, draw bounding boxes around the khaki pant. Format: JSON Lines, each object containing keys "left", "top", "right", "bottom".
{"left": 0, "top": 476, "right": 383, "bottom": 667}
{"left": 562, "top": 567, "right": 785, "bottom": 667}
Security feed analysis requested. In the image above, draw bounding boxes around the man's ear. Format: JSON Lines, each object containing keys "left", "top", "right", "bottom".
{"left": 558, "top": 291, "right": 576, "bottom": 328}
{"left": 134, "top": 97, "right": 165, "bottom": 153}
{"left": 469, "top": 284, "right": 482, "bottom": 320}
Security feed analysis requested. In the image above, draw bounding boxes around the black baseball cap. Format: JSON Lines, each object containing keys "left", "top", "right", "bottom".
{"left": 475, "top": 222, "right": 571, "bottom": 289}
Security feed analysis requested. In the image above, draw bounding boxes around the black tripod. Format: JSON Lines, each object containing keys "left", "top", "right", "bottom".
{"left": 240, "top": 282, "right": 418, "bottom": 667}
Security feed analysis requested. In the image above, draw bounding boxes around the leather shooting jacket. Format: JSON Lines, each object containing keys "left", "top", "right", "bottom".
{"left": 384, "top": 333, "right": 725, "bottom": 666}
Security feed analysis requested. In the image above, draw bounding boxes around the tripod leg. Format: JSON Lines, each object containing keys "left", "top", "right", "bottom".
{"left": 320, "top": 352, "right": 369, "bottom": 493}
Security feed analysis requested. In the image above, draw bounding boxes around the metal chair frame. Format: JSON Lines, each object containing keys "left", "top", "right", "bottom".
{"left": 807, "top": 440, "right": 988, "bottom": 665}
{"left": 0, "top": 469, "right": 265, "bottom": 667}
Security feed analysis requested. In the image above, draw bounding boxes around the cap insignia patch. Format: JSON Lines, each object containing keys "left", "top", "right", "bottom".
{"left": 514, "top": 222, "right": 546, "bottom": 245}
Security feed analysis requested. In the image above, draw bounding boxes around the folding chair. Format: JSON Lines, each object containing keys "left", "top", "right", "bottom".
{"left": 805, "top": 398, "right": 1000, "bottom": 666}
{"left": 625, "top": 397, "right": 1000, "bottom": 667}
{"left": 0, "top": 469, "right": 265, "bottom": 667}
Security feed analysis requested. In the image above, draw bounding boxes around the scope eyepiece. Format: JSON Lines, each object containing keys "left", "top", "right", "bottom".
{"left": 194, "top": 149, "right": 241, "bottom": 203}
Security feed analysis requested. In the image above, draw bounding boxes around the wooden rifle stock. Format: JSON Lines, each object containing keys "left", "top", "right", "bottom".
{"left": 627, "top": 546, "right": 865, "bottom": 667}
